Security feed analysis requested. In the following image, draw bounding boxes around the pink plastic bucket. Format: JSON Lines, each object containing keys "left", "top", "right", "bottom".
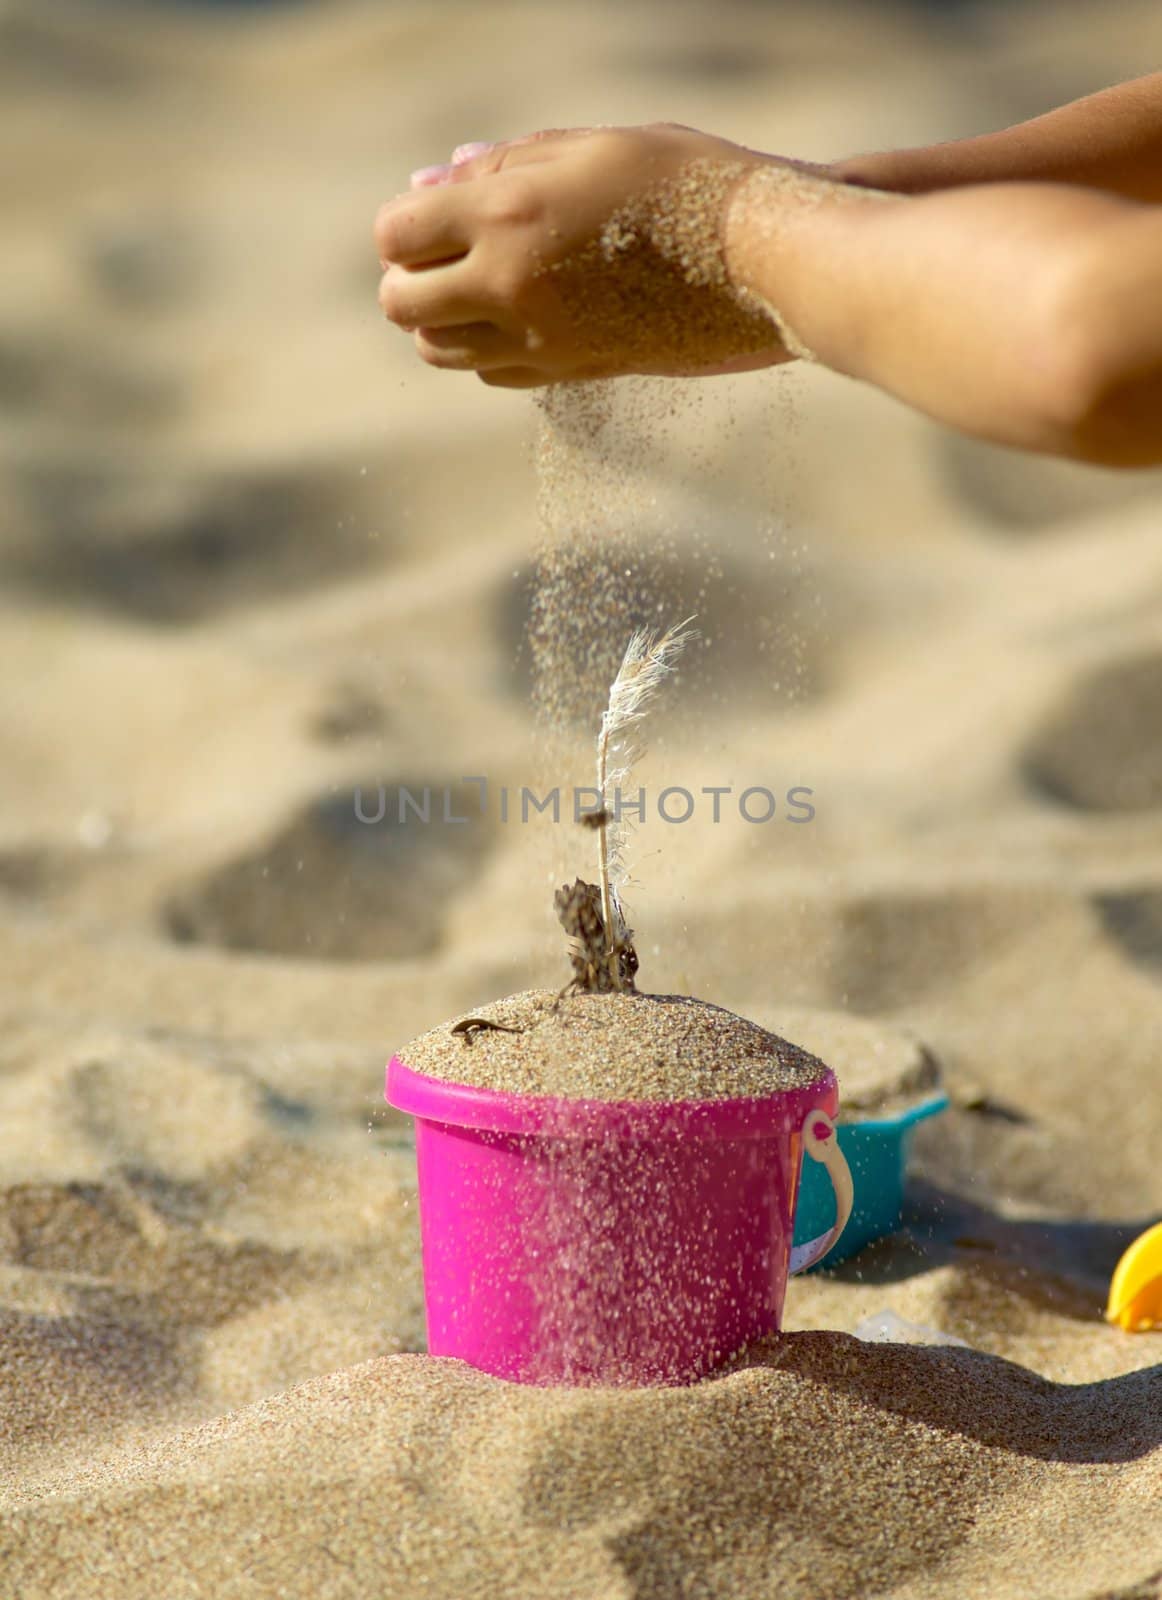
{"left": 386, "top": 1056, "right": 852, "bottom": 1386}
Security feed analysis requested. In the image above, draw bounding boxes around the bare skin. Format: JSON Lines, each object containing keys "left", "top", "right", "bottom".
{"left": 834, "top": 72, "right": 1162, "bottom": 202}
{"left": 374, "top": 124, "right": 791, "bottom": 383}
{"left": 373, "top": 75, "right": 1162, "bottom": 466}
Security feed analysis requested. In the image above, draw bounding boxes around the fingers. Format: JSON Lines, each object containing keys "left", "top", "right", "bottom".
{"left": 423, "top": 127, "right": 596, "bottom": 188}
{"left": 413, "top": 322, "right": 524, "bottom": 372}
{"left": 374, "top": 194, "right": 472, "bottom": 267}
{"left": 488, "top": 128, "right": 595, "bottom": 171}
{"left": 378, "top": 261, "right": 489, "bottom": 329}
{"left": 409, "top": 164, "right": 456, "bottom": 190}
{"left": 452, "top": 141, "right": 494, "bottom": 165}
{"left": 409, "top": 141, "right": 498, "bottom": 190}
{"left": 382, "top": 127, "right": 596, "bottom": 261}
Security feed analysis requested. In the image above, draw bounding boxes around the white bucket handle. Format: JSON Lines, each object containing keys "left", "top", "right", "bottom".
{"left": 787, "top": 1110, "right": 854, "bottom": 1276}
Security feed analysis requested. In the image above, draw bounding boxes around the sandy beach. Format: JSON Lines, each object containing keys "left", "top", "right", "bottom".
{"left": 2, "top": 1, "right": 1161, "bottom": 1595}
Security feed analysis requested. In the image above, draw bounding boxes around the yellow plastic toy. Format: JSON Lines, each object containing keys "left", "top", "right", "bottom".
{"left": 1105, "top": 1220, "right": 1162, "bottom": 1332}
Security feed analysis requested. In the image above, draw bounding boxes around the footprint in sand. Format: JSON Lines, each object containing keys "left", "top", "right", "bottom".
{"left": 1021, "top": 652, "right": 1162, "bottom": 810}
{"left": 695, "top": 885, "right": 1066, "bottom": 1012}
{"left": 8, "top": 455, "right": 397, "bottom": 623}
{"left": 0, "top": 329, "right": 177, "bottom": 427}
{"left": 1093, "top": 889, "right": 1162, "bottom": 976}
{"left": 939, "top": 431, "right": 1162, "bottom": 532}
{"left": 164, "top": 780, "right": 493, "bottom": 961}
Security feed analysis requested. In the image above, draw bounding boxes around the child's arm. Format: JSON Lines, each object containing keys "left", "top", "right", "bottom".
{"left": 726, "top": 167, "right": 1162, "bottom": 466}
{"left": 833, "top": 72, "right": 1162, "bottom": 202}
{"left": 375, "top": 122, "right": 1162, "bottom": 466}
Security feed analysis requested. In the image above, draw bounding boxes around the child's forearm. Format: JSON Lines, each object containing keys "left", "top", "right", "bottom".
{"left": 833, "top": 72, "right": 1162, "bottom": 203}
{"left": 374, "top": 119, "right": 1162, "bottom": 461}
{"left": 727, "top": 170, "right": 1162, "bottom": 465}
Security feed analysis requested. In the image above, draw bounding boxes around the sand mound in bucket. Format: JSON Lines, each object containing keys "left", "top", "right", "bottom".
{"left": 398, "top": 989, "right": 829, "bottom": 1101}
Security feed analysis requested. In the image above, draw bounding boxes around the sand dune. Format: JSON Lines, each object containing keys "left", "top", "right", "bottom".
{"left": 5, "top": 1344, "right": 1160, "bottom": 1600}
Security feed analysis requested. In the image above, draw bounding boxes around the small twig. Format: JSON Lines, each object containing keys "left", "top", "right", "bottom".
{"left": 554, "top": 877, "right": 638, "bottom": 995}
{"left": 450, "top": 1017, "right": 524, "bottom": 1044}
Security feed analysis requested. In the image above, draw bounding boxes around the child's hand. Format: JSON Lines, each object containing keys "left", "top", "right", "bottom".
{"left": 373, "top": 124, "right": 794, "bottom": 387}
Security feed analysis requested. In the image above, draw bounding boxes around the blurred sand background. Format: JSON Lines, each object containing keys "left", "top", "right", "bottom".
{"left": 1, "top": 1, "right": 1161, "bottom": 1595}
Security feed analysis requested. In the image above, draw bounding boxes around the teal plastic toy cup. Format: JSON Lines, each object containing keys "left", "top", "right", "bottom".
{"left": 792, "top": 1094, "right": 949, "bottom": 1266}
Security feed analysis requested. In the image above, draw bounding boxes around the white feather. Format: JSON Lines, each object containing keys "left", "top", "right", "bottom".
{"left": 596, "top": 616, "right": 697, "bottom": 976}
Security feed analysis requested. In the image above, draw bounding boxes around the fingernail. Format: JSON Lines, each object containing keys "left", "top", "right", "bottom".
{"left": 452, "top": 141, "right": 493, "bottom": 164}
{"left": 410, "top": 164, "right": 453, "bottom": 188}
